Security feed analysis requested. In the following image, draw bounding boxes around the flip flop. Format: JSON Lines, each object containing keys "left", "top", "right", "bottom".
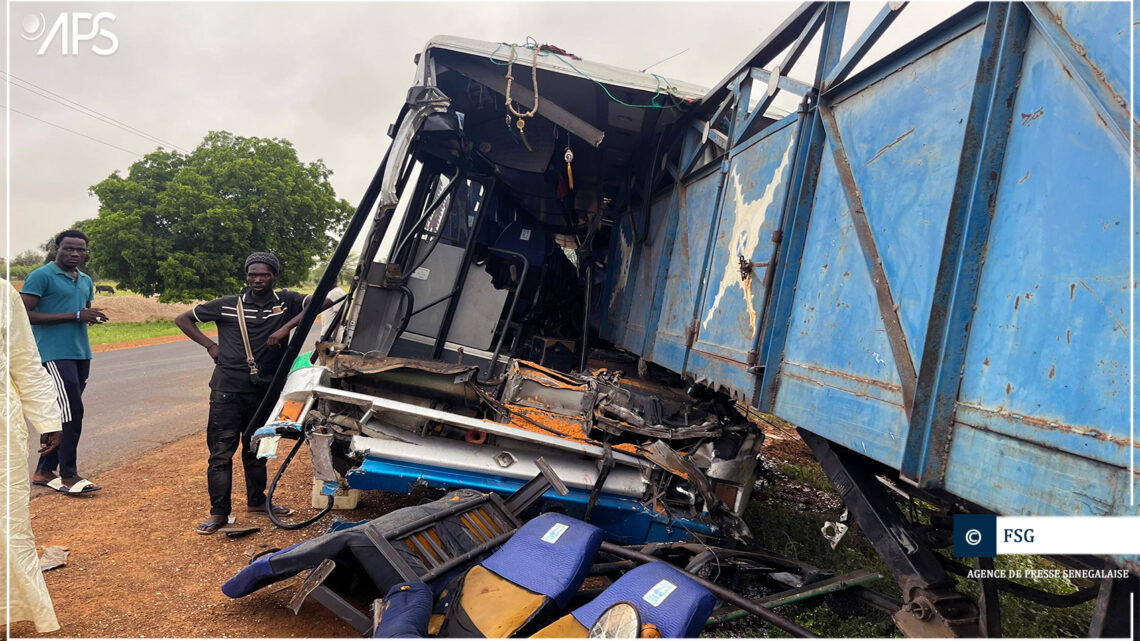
{"left": 46, "top": 478, "right": 102, "bottom": 495}
{"left": 32, "top": 479, "right": 54, "bottom": 488}
{"left": 196, "top": 516, "right": 228, "bottom": 535}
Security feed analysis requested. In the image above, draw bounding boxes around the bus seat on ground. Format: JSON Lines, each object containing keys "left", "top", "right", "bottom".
{"left": 530, "top": 561, "right": 716, "bottom": 638}
{"left": 439, "top": 513, "right": 603, "bottom": 638}
{"left": 373, "top": 582, "right": 433, "bottom": 638}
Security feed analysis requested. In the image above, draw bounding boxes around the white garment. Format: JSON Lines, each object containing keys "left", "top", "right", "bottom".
{"left": 2, "top": 277, "right": 62, "bottom": 632}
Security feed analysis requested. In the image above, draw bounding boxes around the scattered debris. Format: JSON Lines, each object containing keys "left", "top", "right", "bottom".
{"left": 39, "top": 545, "right": 69, "bottom": 572}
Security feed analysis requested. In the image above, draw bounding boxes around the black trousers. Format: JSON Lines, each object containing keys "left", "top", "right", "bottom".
{"left": 206, "top": 389, "right": 269, "bottom": 516}
{"left": 37, "top": 358, "right": 90, "bottom": 479}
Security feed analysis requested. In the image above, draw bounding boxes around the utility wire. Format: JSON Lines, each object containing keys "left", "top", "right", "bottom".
{"left": 640, "top": 48, "right": 689, "bottom": 73}
{"left": 0, "top": 70, "right": 189, "bottom": 153}
{"left": 2, "top": 104, "right": 143, "bottom": 157}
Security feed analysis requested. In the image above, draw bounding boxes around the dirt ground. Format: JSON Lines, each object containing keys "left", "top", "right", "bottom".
{"left": 92, "top": 294, "right": 197, "bottom": 323}
{"left": 4, "top": 334, "right": 819, "bottom": 639}
{"left": 91, "top": 330, "right": 218, "bottom": 354}
{"left": 5, "top": 430, "right": 427, "bottom": 638}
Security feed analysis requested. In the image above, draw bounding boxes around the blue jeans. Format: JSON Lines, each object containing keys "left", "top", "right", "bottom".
{"left": 37, "top": 359, "right": 90, "bottom": 479}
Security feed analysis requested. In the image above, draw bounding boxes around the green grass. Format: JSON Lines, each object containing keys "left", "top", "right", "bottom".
{"left": 715, "top": 459, "right": 1096, "bottom": 638}
{"left": 776, "top": 462, "right": 836, "bottom": 493}
{"left": 88, "top": 320, "right": 214, "bottom": 345}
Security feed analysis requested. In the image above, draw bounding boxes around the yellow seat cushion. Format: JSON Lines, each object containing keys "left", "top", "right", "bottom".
{"left": 530, "top": 613, "right": 589, "bottom": 638}
{"left": 458, "top": 565, "right": 548, "bottom": 637}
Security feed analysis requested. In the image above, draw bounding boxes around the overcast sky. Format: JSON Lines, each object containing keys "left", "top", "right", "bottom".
{"left": 3, "top": 1, "right": 966, "bottom": 259}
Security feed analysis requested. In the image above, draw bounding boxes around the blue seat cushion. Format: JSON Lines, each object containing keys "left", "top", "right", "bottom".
{"left": 221, "top": 542, "right": 303, "bottom": 598}
{"left": 480, "top": 513, "right": 603, "bottom": 608}
{"left": 373, "top": 582, "right": 433, "bottom": 638}
{"left": 571, "top": 562, "right": 715, "bottom": 638}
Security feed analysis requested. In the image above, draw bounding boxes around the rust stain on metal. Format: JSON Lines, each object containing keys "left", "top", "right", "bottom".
{"left": 863, "top": 127, "right": 915, "bottom": 167}
{"left": 1069, "top": 283, "right": 1076, "bottom": 300}
{"left": 958, "top": 402, "right": 1137, "bottom": 449}
{"left": 1048, "top": 364, "right": 1055, "bottom": 379}
{"left": 818, "top": 105, "right": 916, "bottom": 418}
{"left": 1039, "top": 4, "right": 1131, "bottom": 125}
{"left": 1006, "top": 383, "right": 1012, "bottom": 395}
{"left": 1019, "top": 107, "right": 1044, "bottom": 126}
{"left": 1014, "top": 295, "right": 1020, "bottom": 310}
{"left": 784, "top": 362, "right": 904, "bottom": 393}
{"left": 983, "top": 356, "right": 990, "bottom": 366}
{"left": 1015, "top": 170, "right": 1030, "bottom": 184}
{"left": 1066, "top": 330, "right": 1071, "bottom": 344}
{"left": 1077, "top": 280, "right": 1130, "bottom": 337}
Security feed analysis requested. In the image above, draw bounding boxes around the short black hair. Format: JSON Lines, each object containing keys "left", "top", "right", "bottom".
{"left": 56, "top": 229, "right": 89, "bottom": 246}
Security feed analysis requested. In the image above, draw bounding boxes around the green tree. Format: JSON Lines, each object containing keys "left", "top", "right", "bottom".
{"left": 9, "top": 249, "right": 46, "bottom": 266}
{"left": 308, "top": 251, "right": 359, "bottom": 288}
{"left": 87, "top": 131, "right": 353, "bottom": 302}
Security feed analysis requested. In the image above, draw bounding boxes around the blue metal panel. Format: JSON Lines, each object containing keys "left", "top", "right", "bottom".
{"left": 902, "top": 5, "right": 1030, "bottom": 486}
{"left": 774, "top": 148, "right": 909, "bottom": 468}
{"left": 941, "top": 423, "right": 1134, "bottom": 517}
{"left": 639, "top": 189, "right": 682, "bottom": 359}
{"left": 649, "top": 168, "right": 722, "bottom": 373}
{"left": 346, "top": 456, "right": 717, "bottom": 544}
{"left": 600, "top": 215, "right": 636, "bottom": 343}
{"left": 686, "top": 120, "right": 797, "bottom": 398}
{"left": 830, "top": 25, "right": 984, "bottom": 379}
{"left": 1038, "top": 2, "right": 1133, "bottom": 143}
{"left": 955, "top": 24, "right": 1133, "bottom": 470}
{"left": 618, "top": 194, "right": 672, "bottom": 352}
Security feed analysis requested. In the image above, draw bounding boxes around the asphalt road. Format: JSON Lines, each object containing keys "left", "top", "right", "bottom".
{"left": 27, "top": 340, "right": 215, "bottom": 492}
{"left": 25, "top": 327, "right": 323, "bottom": 494}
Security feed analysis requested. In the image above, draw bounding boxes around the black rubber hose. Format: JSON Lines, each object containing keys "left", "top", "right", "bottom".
{"left": 265, "top": 435, "right": 333, "bottom": 530}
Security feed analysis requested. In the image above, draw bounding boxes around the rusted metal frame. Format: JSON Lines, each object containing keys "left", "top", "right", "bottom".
{"left": 681, "top": 94, "right": 733, "bottom": 179}
{"left": 678, "top": 70, "right": 753, "bottom": 376}
{"left": 596, "top": 212, "right": 631, "bottom": 339}
{"left": 901, "top": 3, "right": 1030, "bottom": 487}
{"left": 756, "top": 3, "right": 848, "bottom": 410}
{"left": 707, "top": 569, "right": 884, "bottom": 625}
{"left": 823, "top": 2, "right": 909, "bottom": 90}
{"left": 736, "top": 6, "right": 826, "bottom": 145}
{"left": 800, "top": 430, "right": 979, "bottom": 637}
{"left": 651, "top": 2, "right": 826, "bottom": 186}
{"left": 817, "top": 103, "right": 918, "bottom": 418}
{"left": 697, "top": 2, "right": 828, "bottom": 120}
{"left": 821, "top": 5, "right": 985, "bottom": 103}
{"left": 609, "top": 108, "right": 665, "bottom": 349}
{"left": 1023, "top": 2, "right": 1132, "bottom": 151}
{"left": 1087, "top": 575, "right": 1139, "bottom": 637}
{"left": 639, "top": 187, "right": 684, "bottom": 360}
{"left": 732, "top": 74, "right": 755, "bottom": 144}
{"left": 748, "top": 67, "right": 814, "bottom": 99}
{"left": 975, "top": 557, "right": 1001, "bottom": 637}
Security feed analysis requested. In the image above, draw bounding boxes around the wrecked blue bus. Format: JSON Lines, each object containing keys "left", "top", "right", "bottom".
{"left": 253, "top": 2, "right": 1136, "bottom": 637}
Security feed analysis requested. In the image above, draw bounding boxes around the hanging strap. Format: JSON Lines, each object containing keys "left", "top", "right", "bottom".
{"left": 235, "top": 296, "right": 259, "bottom": 376}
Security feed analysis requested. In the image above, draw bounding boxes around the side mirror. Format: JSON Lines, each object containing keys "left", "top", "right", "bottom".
{"left": 588, "top": 601, "right": 641, "bottom": 638}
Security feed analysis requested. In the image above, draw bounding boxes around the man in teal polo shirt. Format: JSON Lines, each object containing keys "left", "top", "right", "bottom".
{"left": 20, "top": 230, "right": 109, "bottom": 494}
